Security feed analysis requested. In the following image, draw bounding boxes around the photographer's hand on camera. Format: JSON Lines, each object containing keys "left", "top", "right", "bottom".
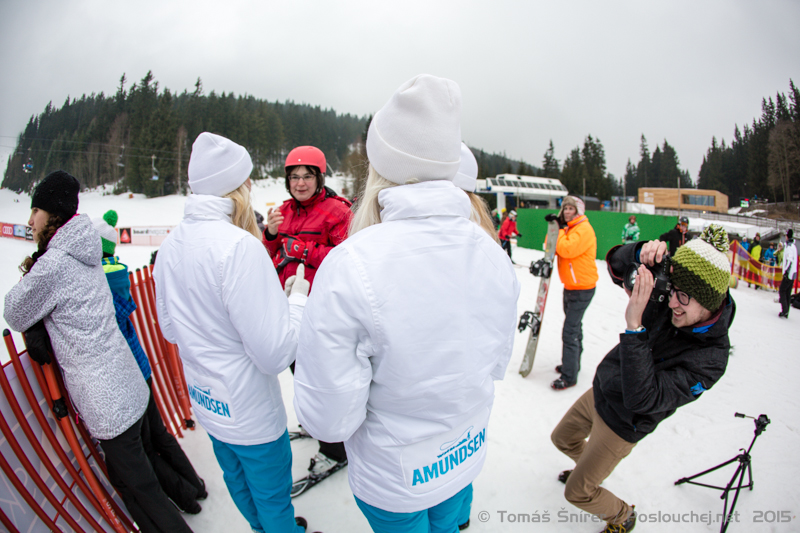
{"left": 625, "top": 264, "right": 653, "bottom": 330}
{"left": 638, "top": 240, "right": 668, "bottom": 267}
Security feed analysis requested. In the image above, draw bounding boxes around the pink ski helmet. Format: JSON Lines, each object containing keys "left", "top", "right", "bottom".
{"left": 285, "top": 146, "right": 326, "bottom": 175}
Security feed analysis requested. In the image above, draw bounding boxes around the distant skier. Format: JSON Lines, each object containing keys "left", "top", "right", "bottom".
{"left": 498, "top": 209, "right": 521, "bottom": 260}
{"left": 552, "top": 225, "right": 735, "bottom": 533}
{"left": 779, "top": 229, "right": 797, "bottom": 318}
{"left": 293, "top": 74, "right": 520, "bottom": 533}
{"left": 549, "top": 196, "right": 598, "bottom": 390}
{"left": 621, "top": 215, "right": 640, "bottom": 244}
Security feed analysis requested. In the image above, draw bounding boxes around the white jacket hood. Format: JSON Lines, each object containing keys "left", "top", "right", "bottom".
{"left": 378, "top": 180, "right": 470, "bottom": 223}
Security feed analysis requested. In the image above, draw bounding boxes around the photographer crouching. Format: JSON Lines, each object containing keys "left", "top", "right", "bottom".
{"left": 551, "top": 225, "right": 735, "bottom": 533}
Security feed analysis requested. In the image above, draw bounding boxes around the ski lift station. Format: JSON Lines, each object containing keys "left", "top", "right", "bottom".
{"left": 477, "top": 174, "right": 568, "bottom": 212}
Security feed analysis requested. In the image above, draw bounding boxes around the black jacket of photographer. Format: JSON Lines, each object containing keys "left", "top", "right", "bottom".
{"left": 594, "top": 242, "right": 735, "bottom": 444}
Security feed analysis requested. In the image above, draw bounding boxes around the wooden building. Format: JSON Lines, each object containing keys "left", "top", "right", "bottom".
{"left": 638, "top": 187, "right": 728, "bottom": 213}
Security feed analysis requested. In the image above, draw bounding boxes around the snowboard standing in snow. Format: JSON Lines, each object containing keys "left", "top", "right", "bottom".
{"left": 518, "top": 219, "right": 560, "bottom": 377}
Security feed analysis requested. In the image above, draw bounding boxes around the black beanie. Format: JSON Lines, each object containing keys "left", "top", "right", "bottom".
{"left": 31, "top": 171, "right": 80, "bottom": 220}
{"left": 788, "top": 229, "right": 794, "bottom": 240}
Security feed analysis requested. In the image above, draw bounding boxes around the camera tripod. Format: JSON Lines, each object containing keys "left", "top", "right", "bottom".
{"left": 675, "top": 412, "right": 770, "bottom": 533}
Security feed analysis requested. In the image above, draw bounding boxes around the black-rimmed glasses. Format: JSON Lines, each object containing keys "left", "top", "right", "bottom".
{"left": 670, "top": 287, "right": 691, "bottom": 305}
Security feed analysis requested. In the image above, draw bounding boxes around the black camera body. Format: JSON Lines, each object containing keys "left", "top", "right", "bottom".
{"left": 623, "top": 252, "right": 672, "bottom": 303}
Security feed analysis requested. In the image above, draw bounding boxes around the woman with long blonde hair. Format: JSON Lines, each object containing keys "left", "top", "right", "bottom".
{"left": 294, "top": 75, "right": 520, "bottom": 533}
{"left": 153, "top": 132, "right": 310, "bottom": 533}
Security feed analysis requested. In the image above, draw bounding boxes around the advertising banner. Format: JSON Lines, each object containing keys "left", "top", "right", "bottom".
{"left": 130, "top": 227, "right": 171, "bottom": 246}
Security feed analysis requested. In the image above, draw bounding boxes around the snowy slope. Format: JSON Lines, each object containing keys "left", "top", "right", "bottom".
{"left": 2, "top": 184, "right": 799, "bottom": 532}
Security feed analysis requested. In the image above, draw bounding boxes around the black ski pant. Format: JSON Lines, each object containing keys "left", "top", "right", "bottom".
{"left": 779, "top": 274, "right": 795, "bottom": 315}
{"left": 99, "top": 415, "right": 193, "bottom": 533}
{"left": 501, "top": 238, "right": 512, "bottom": 260}
{"left": 560, "top": 288, "right": 595, "bottom": 385}
{"left": 142, "top": 378, "right": 204, "bottom": 510}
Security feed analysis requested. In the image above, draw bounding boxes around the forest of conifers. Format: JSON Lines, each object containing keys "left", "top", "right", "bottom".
{"left": 3, "top": 72, "right": 798, "bottom": 207}
{"left": 1, "top": 72, "right": 540, "bottom": 198}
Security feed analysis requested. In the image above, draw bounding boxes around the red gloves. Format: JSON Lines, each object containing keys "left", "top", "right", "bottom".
{"left": 273, "top": 236, "right": 309, "bottom": 271}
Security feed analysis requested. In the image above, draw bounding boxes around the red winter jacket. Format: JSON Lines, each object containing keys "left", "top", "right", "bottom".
{"left": 263, "top": 187, "right": 353, "bottom": 289}
{"left": 498, "top": 218, "right": 518, "bottom": 241}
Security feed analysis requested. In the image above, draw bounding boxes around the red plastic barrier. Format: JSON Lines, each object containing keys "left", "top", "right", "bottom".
{"left": 4, "top": 332, "right": 130, "bottom": 531}
{"left": 141, "top": 266, "right": 194, "bottom": 428}
{"left": 129, "top": 269, "right": 183, "bottom": 437}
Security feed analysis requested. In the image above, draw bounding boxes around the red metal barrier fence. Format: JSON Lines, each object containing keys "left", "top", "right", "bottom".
{"left": 1, "top": 264, "right": 193, "bottom": 532}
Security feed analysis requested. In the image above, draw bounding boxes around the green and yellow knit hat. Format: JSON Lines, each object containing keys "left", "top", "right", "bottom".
{"left": 92, "top": 210, "right": 119, "bottom": 256}
{"left": 670, "top": 224, "right": 731, "bottom": 311}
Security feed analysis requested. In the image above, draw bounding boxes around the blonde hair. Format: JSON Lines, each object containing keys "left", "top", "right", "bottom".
{"left": 467, "top": 192, "right": 501, "bottom": 244}
{"left": 349, "top": 165, "right": 401, "bottom": 235}
{"left": 224, "top": 182, "right": 260, "bottom": 239}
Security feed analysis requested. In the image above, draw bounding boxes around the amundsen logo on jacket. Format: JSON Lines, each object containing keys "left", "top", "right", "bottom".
{"left": 402, "top": 408, "right": 490, "bottom": 494}
{"left": 187, "top": 379, "right": 235, "bottom": 423}
{"left": 412, "top": 426, "right": 485, "bottom": 487}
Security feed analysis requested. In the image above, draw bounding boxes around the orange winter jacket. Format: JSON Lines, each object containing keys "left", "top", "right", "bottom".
{"left": 556, "top": 214, "right": 598, "bottom": 290}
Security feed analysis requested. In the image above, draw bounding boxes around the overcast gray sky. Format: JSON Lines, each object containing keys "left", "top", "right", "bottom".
{"left": 1, "top": 0, "right": 798, "bottom": 186}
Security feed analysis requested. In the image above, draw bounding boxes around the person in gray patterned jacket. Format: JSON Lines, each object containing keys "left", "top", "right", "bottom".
{"left": 4, "top": 170, "right": 193, "bottom": 533}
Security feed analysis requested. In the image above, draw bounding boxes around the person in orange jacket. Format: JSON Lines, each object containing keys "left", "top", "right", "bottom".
{"left": 546, "top": 196, "right": 598, "bottom": 390}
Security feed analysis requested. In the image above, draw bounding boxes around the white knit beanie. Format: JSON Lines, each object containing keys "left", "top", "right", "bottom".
{"left": 92, "top": 216, "right": 118, "bottom": 255}
{"left": 188, "top": 132, "right": 253, "bottom": 196}
{"left": 453, "top": 143, "right": 478, "bottom": 192}
{"left": 366, "top": 74, "right": 462, "bottom": 184}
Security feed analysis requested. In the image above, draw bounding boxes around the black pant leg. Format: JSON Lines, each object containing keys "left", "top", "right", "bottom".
{"left": 100, "top": 415, "right": 193, "bottom": 533}
{"left": 319, "top": 440, "right": 347, "bottom": 463}
{"left": 779, "top": 275, "right": 793, "bottom": 314}
{"left": 145, "top": 380, "right": 203, "bottom": 492}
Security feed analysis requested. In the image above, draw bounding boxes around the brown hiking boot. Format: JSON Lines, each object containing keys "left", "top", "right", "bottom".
{"left": 599, "top": 506, "right": 636, "bottom": 532}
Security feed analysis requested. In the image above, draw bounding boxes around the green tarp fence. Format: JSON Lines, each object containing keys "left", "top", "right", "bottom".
{"left": 516, "top": 210, "right": 679, "bottom": 260}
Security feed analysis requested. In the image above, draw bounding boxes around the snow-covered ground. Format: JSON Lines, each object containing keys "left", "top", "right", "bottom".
{"left": 2, "top": 182, "right": 799, "bottom": 532}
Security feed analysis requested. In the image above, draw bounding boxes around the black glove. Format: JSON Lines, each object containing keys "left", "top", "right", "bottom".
{"left": 516, "top": 234, "right": 523, "bottom": 238}
{"left": 24, "top": 320, "right": 53, "bottom": 365}
{"left": 544, "top": 214, "right": 558, "bottom": 222}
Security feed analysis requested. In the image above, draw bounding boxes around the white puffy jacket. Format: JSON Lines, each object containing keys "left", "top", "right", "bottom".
{"left": 294, "top": 180, "right": 520, "bottom": 513}
{"left": 154, "top": 195, "right": 306, "bottom": 445}
{"left": 783, "top": 240, "right": 797, "bottom": 280}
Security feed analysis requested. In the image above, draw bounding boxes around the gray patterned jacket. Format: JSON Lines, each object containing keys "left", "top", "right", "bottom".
{"left": 4, "top": 214, "right": 148, "bottom": 440}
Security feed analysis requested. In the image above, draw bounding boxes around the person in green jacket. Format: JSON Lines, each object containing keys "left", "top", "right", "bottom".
{"left": 621, "top": 215, "right": 640, "bottom": 244}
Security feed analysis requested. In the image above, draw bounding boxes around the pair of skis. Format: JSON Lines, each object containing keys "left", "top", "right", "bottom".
{"left": 518, "top": 220, "right": 560, "bottom": 377}
{"left": 289, "top": 429, "right": 347, "bottom": 497}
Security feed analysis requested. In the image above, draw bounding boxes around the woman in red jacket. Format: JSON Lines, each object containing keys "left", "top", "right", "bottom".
{"left": 263, "top": 145, "right": 353, "bottom": 482}
{"left": 498, "top": 209, "right": 520, "bottom": 260}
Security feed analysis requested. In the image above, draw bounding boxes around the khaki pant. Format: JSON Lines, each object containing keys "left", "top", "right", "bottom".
{"left": 551, "top": 388, "right": 636, "bottom": 525}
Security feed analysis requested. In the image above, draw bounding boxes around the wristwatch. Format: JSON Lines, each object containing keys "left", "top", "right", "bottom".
{"left": 625, "top": 325, "right": 646, "bottom": 334}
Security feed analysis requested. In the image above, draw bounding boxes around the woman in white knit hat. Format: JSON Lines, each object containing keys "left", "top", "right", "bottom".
{"left": 294, "top": 75, "right": 520, "bottom": 532}
{"left": 153, "top": 132, "right": 311, "bottom": 533}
